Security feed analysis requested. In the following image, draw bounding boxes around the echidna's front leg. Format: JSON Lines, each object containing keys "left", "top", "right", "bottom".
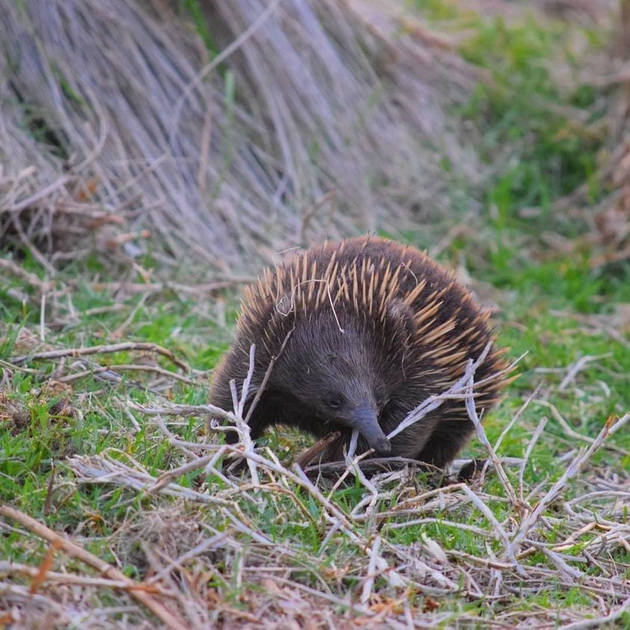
{"left": 414, "top": 418, "right": 474, "bottom": 470}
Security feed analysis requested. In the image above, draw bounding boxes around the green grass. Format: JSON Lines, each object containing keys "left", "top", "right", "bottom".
{"left": 1, "top": 3, "right": 629, "bottom": 627}
{"left": 415, "top": 1, "right": 608, "bottom": 237}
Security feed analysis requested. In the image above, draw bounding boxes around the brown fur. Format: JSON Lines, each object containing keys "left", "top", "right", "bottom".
{"left": 210, "top": 236, "right": 507, "bottom": 468}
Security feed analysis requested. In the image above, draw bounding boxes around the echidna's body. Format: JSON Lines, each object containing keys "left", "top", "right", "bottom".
{"left": 211, "top": 236, "right": 506, "bottom": 468}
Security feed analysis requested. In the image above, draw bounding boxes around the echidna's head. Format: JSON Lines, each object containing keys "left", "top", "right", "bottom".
{"left": 268, "top": 316, "right": 396, "bottom": 455}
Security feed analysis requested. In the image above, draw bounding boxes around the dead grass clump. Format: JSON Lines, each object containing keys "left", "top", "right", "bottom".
{"left": 0, "top": 0, "right": 482, "bottom": 274}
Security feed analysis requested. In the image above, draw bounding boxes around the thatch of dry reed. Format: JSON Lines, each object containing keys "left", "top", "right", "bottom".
{"left": 0, "top": 0, "right": 482, "bottom": 274}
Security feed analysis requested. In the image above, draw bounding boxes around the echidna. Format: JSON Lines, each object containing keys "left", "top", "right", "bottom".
{"left": 210, "top": 236, "right": 507, "bottom": 469}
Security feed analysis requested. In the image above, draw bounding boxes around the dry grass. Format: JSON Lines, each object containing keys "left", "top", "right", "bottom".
{"left": 0, "top": 339, "right": 628, "bottom": 628}
{"left": 0, "top": 0, "right": 483, "bottom": 275}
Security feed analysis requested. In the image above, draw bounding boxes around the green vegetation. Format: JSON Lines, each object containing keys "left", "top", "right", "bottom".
{"left": 1, "top": 2, "right": 628, "bottom": 628}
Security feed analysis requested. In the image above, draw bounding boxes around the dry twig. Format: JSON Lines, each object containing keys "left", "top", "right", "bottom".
{"left": 11, "top": 341, "right": 189, "bottom": 371}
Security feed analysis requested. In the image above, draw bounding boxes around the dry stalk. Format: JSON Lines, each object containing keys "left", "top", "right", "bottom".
{"left": 294, "top": 431, "right": 342, "bottom": 468}
{"left": 535, "top": 399, "right": 630, "bottom": 456}
{"left": 227, "top": 345, "right": 262, "bottom": 488}
{"left": 558, "top": 353, "right": 612, "bottom": 391}
{"left": 0, "top": 258, "right": 55, "bottom": 292}
{"left": 244, "top": 331, "right": 293, "bottom": 424}
{"left": 58, "top": 363, "right": 198, "bottom": 385}
{"left": 463, "top": 352, "right": 519, "bottom": 506}
{"left": 386, "top": 342, "right": 495, "bottom": 441}
{"left": 10, "top": 341, "right": 189, "bottom": 371}
{"left": 0, "top": 561, "right": 156, "bottom": 589}
{"left": 518, "top": 415, "right": 548, "bottom": 500}
{"left": 560, "top": 597, "right": 630, "bottom": 630}
{"left": 360, "top": 535, "right": 381, "bottom": 605}
{"left": 493, "top": 381, "right": 540, "bottom": 452}
{"left": 128, "top": 401, "right": 235, "bottom": 419}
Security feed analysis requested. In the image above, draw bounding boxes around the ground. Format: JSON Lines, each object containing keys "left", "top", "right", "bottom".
{"left": 0, "top": 1, "right": 629, "bottom": 628}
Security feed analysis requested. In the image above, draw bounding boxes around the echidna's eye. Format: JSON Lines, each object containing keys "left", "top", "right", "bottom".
{"left": 374, "top": 388, "right": 388, "bottom": 408}
{"left": 325, "top": 395, "right": 345, "bottom": 410}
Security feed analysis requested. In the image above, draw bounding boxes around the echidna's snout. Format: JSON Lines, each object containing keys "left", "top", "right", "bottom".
{"left": 346, "top": 404, "right": 391, "bottom": 456}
